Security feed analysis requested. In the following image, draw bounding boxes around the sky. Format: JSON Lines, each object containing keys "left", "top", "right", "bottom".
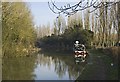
{"left": 2, "top": 0, "right": 79, "bottom": 2}
{"left": 27, "top": 0, "right": 97, "bottom": 28}
{"left": 27, "top": 0, "right": 102, "bottom": 30}
{"left": 2, "top": 0, "right": 95, "bottom": 28}
{"left": 28, "top": 2, "right": 57, "bottom": 27}
{"left": 27, "top": 1, "right": 78, "bottom": 27}
{"left": 1, "top": 0, "right": 87, "bottom": 28}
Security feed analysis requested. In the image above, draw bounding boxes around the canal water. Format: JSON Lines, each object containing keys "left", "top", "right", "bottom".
{"left": 2, "top": 51, "right": 87, "bottom": 80}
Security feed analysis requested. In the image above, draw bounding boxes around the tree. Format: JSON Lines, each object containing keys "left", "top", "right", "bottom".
{"left": 48, "top": 0, "right": 120, "bottom": 48}
{"left": 67, "top": 13, "right": 83, "bottom": 30}
{"left": 40, "top": 15, "right": 94, "bottom": 50}
{"left": 53, "top": 20, "right": 58, "bottom": 35}
{"left": 2, "top": 2, "right": 37, "bottom": 56}
{"left": 48, "top": 0, "right": 119, "bottom": 17}
{"left": 84, "top": 9, "right": 90, "bottom": 30}
{"left": 55, "top": 15, "right": 66, "bottom": 35}
{"left": 117, "top": 2, "right": 120, "bottom": 44}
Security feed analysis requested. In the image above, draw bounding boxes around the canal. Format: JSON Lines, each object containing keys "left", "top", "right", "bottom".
{"left": 2, "top": 50, "right": 118, "bottom": 80}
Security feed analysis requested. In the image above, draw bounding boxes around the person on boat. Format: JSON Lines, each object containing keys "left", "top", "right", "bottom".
{"left": 74, "top": 41, "right": 80, "bottom": 51}
{"left": 74, "top": 41, "right": 85, "bottom": 51}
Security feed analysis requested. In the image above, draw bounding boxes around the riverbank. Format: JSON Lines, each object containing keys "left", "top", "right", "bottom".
{"left": 3, "top": 47, "right": 41, "bottom": 58}
{"left": 94, "top": 46, "right": 119, "bottom": 66}
{"left": 76, "top": 47, "right": 118, "bottom": 80}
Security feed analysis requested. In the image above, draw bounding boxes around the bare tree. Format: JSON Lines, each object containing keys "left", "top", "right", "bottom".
{"left": 48, "top": 0, "right": 120, "bottom": 48}
{"left": 48, "top": 0, "right": 120, "bottom": 17}
{"left": 117, "top": 2, "right": 120, "bottom": 43}
{"left": 84, "top": 9, "right": 90, "bottom": 30}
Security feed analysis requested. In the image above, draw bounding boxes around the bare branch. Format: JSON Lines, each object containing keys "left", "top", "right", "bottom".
{"left": 48, "top": 0, "right": 120, "bottom": 17}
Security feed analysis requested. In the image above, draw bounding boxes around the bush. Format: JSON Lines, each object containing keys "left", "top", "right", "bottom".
{"left": 39, "top": 27, "right": 94, "bottom": 51}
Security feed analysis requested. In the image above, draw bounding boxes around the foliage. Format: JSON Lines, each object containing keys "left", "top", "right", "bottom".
{"left": 40, "top": 24, "right": 94, "bottom": 51}
{"left": 2, "top": 2, "right": 37, "bottom": 57}
{"left": 37, "top": 2, "right": 120, "bottom": 51}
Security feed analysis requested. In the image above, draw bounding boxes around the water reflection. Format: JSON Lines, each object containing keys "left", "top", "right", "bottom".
{"left": 2, "top": 56, "right": 37, "bottom": 80}
{"left": 2, "top": 52, "right": 87, "bottom": 80}
{"left": 34, "top": 53, "right": 87, "bottom": 80}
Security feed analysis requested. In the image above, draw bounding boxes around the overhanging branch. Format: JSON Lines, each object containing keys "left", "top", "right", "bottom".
{"left": 48, "top": 0, "right": 120, "bottom": 17}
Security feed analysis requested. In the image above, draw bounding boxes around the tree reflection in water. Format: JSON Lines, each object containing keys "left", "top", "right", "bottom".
{"left": 35, "top": 52, "right": 87, "bottom": 80}
{"left": 2, "top": 55, "right": 37, "bottom": 80}
{"left": 2, "top": 52, "right": 87, "bottom": 80}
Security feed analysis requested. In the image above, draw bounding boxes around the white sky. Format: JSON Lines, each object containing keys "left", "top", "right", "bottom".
{"left": 2, "top": 0, "right": 120, "bottom": 2}
{"left": 2, "top": 0, "right": 79, "bottom": 2}
{"left": 2, "top": 0, "right": 119, "bottom": 28}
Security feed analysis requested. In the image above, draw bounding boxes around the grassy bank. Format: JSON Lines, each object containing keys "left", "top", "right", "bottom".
{"left": 102, "top": 47, "right": 119, "bottom": 62}
{"left": 76, "top": 48, "right": 118, "bottom": 80}
{"left": 93, "top": 47, "right": 119, "bottom": 66}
